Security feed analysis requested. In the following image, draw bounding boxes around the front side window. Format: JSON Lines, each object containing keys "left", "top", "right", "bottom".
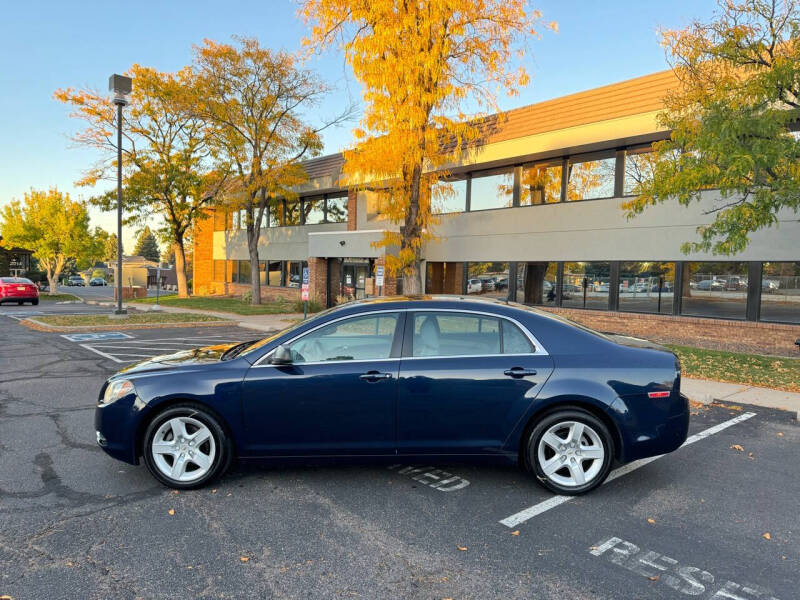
{"left": 411, "top": 312, "right": 533, "bottom": 357}
{"left": 288, "top": 313, "right": 399, "bottom": 363}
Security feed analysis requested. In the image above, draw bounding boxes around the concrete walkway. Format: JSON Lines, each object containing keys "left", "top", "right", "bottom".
{"left": 682, "top": 377, "right": 800, "bottom": 419}
{"left": 132, "top": 303, "right": 305, "bottom": 333}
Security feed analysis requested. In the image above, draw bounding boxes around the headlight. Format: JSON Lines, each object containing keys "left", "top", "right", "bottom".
{"left": 102, "top": 379, "right": 135, "bottom": 405}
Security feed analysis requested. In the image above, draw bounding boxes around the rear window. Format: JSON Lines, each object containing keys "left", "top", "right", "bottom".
{"left": 1, "top": 277, "right": 33, "bottom": 284}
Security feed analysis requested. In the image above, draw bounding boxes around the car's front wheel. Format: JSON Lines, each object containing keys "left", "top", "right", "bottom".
{"left": 142, "top": 403, "right": 233, "bottom": 489}
{"left": 526, "top": 409, "right": 613, "bottom": 495}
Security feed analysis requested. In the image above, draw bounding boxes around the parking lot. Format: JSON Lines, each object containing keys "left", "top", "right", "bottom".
{"left": 0, "top": 303, "right": 797, "bottom": 599}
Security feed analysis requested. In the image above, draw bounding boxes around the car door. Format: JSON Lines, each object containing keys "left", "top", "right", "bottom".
{"left": 396, "top": 310, "right": 554, "bottom": 455}
{"left": 241, "top": 311, "right": 403, "bottom": 456}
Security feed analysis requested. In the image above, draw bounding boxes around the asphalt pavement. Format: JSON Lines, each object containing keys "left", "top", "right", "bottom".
{"left": 0, "top": 303, "right": 797, "bottom": 599}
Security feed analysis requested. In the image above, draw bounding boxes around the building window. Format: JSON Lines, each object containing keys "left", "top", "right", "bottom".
{"left": 268, "top": 200, "right": 283, "bottom": 227}
{"left": 469, "top": 169, "right": 514, "bottom": 211}
{"left": 267, "top": 260, "right": 282, "bottom": 286}
{"left": 286, "top": 260, "right": 307, "bottom": 288}
{"left": 562, "top": 262, "right": 611, "bottom": 309}
{"left": 682, "top": 262, "right": 748, "bottom": 320}
{"left": 325, "top": 194, "right": 348, "bottom": 223}
{"left": 258, "top": 260, "right": 267, "bottom": 285}
{"left": 237, "top": 209, "right": 247, "bottom": 229}
{"left": 518, "top": 262, "right": 558, "bottom": 305}
{"left": 238, "top": 260, "right": 252, "bottom": 284}
{"left": 466, "top": 262, "right": 509, "bottom": 298}
{"left": 303, "top": 197, "right": 325, "bottom": 224}
{"left": 624, "top": 146, "right": 656, "bottom": 196}
{"left": 760, "top": 261, "right": 800, "bottom": 324}
{"left": 284, "top": 201, "right": 302, "bottom": 226}
{"left": 566, "top": 153, "right": 616, "bottom": 201}
{"left": 619, "top": 261, "right": 674, "bottom": 314}
{"left": 432, "top": 176, "right": 468, "bottom": 214}
{"left": 520, "top": 161, "right": 563, "bottom": 205}
{"left": 425, "top": 262, "right": 464, "bottom": 294}
{"left": 366, "top": 190, "right": 390, "bottom": 221}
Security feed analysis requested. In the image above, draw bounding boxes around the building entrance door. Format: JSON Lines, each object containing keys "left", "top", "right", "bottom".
{"left": 342, "top": 260, "right": 372, "bottom": 300}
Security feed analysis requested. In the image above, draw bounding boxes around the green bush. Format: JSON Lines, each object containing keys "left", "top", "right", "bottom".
{"left": 241, "top": 289, "right": 253, "bottom": 304}
{"left": 292, "top": 299, "right": 323, "bottom": 313}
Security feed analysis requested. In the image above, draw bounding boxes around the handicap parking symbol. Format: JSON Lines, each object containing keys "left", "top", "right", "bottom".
{"left": 61, "top": 332, "right": 134, "bottom": 342}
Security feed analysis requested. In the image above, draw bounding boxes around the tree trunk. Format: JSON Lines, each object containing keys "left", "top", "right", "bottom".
{"left": 248, "top": 230, "right": 261, "bottom": 304}
{"left": 174, "top": 239, "right": 189, "bottom": 298}
{"left": 44, "top": 256, "right": 64, "bottom": 295}
{"left": 47, "top": 271, "right": 59, "bottom": 295}
{"left": 682, "top": 265, "right": 692, "bottom": 298}
{"left": 523, "top": 262, "right": 549, "bottom": 304}
{"left": 400, "top": 163, "right": 424, "bottom": 295}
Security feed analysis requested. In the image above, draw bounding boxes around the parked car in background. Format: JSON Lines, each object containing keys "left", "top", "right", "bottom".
{"left": 0, "top": 277, "right": 39, "bottom": 305}
{"left": 467, "top": 279, "right": 483, "bottom": 294}
{"left": 595, "top": 282, "right": 610, "bottom": 293}
{"left": 694, "top": 279, "right": 725, "bottom": 291}
{"left": 478, "top": 277, "right": 496, "bottom": 292}
{"left": 90, "top": 277, "right": 107, "bottom": 286}
{"left": 762, "top": 279, "right": 780, "bottom": 293}
{"left": 651, "top": 281, "right": 673, "bottom": 293}
{"left": 95, "top": 296, "right": 688, "bottom": 494}
{"left": 632, "top": 282, "right": 649, "bottom": 294}
{"left": 726, "top": 276, "right": 746, "bottom": 291}
{"left": 67, "top": 276, "right": 85, "bottom": 287}
{"left": 493, "top": 277, "right": 508, "bottom": 291}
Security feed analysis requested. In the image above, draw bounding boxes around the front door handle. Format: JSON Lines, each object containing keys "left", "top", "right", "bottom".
{"left": 503, "top": 367, "right": 537, "bottom": 378}
{"left": 360, "top": 371, "right": 393, "bottom": 382}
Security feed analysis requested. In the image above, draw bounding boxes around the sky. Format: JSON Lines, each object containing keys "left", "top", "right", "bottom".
{"left": 0, "top": 0, "right": 719, "bottom": 251}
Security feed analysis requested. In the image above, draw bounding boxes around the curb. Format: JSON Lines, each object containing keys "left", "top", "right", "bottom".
{"left": 20, "top": 317, "right": 233, "bottom": 333}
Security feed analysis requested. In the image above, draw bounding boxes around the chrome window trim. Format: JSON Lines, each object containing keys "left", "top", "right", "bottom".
{"left": 252, "top": 306, "right": 549, "bottom": 368}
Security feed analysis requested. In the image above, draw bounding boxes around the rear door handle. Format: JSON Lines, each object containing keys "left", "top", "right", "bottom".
{"left": 360, "top": 371, "right": 393, "bottom": 382}
{"left": 503, "top": 367, "right": 537, "bottom": 378}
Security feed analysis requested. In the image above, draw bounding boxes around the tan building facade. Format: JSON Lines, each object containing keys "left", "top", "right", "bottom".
{"left": 193, "top": 70, "right": 800, "bottom": 337}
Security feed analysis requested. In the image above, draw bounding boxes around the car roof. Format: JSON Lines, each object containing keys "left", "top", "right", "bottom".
{"left": 328, "top": 294, "right": 548, "bottom": 317}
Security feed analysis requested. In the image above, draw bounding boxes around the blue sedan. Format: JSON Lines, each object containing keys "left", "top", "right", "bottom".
{"left": 95, "top": 297, "right": 689, "bottom": 494}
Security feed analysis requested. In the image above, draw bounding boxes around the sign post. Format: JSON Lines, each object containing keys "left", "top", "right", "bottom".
{"left": 376, "top": 265, "right": 385, "bottom": 297}
{"left": 301, "top": 267, "right": 310, "bottom": 320}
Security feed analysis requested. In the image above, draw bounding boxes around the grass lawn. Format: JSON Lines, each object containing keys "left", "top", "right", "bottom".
{"left": 667, "top": 344, "right": 800, "bottom": 393}
{"left": 38, "top": 293, "right": 82, "bottom": 302}
{"left": 131, "top": 295, "right": 319, "bottom": 315}
{"left": 31, "top": 312, "right": 228, "bottom": 327}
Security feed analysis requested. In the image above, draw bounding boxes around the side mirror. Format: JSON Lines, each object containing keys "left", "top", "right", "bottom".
{"left": 270, "top": 344, "right": 293, "bottom": 365}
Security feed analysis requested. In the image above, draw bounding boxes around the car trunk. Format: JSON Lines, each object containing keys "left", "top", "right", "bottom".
{"left": 1, "top": 282, "right": 38, "bottom": 298}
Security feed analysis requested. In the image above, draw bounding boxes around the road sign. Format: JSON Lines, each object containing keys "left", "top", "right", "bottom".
{"left": 376, "top": 266, "right": 385, "bottom": 287}
{"left": 302, "top": 267, "right": 309, "bottom": 287}
{"left": 301, "top": 288, "right": 309, "bottom": 301}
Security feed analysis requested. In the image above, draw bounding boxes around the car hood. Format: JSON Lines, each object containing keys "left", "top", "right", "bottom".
{"left": 116, "top": 342, "right": 241, "bottom": 375}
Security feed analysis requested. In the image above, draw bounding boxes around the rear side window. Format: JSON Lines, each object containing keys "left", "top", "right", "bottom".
{"left": 411, "top": 312, "right": 533, "bottom": 357}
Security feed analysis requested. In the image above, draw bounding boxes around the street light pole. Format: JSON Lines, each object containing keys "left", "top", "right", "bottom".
{"left": 109, "top": 74, "right": 132, "bottom": 316}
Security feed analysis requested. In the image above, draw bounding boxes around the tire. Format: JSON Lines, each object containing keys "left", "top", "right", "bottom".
{"left": 142, "top": 403, "right": 233, "bottom": 490}
{"left": 526, "top": 408, "right": 614, "bottom": 495}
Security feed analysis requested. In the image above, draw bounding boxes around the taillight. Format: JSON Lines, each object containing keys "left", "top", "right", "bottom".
{"left": 648, "top": 391, "right": 671, "bottom": 399}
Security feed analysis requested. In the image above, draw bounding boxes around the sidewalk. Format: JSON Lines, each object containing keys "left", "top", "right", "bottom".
{"left": 682, "top": 377, "right": 800, "bottom": 419}
{"left": 135, "top": 303, "right": 304, "bottom": 333}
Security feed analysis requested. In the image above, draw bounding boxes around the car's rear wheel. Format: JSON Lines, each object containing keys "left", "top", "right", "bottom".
{"left": 142, "top": 403, "right": 232, "bottom": 489}
{"left": 526, "top": 409, "right": 613, "bottom": 495}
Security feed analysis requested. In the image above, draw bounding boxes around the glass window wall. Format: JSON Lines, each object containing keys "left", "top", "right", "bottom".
{"left": 760, "top": 262, "right": 800, "bottom": 323}
{"left": 682, "top": 262, "right": 748, "bottom": 319}
{"left": 520, "top": 161, "right": 563, "bottom": 205}
{"left": 469, "top": 170, "right": 514, "bottom": 211}
{"left": 562, "top": 262, "right": 610, "bottom": 309}
{"left": 566, "top": 154, "right": 616, "bottom": 201}
{"left": 619, "top": 261, "right": 674, "bottom": 314}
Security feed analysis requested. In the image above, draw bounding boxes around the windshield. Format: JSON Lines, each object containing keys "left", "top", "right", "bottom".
{"left": 238, "top": 304, "right": 342, "bottom": 358}
{"left": 1, "top": 277, "right": 33, "bottom": 284}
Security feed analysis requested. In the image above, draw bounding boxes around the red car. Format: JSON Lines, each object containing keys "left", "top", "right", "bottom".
{"left": 0, "top": 277, "right": 39, "bottom": 305}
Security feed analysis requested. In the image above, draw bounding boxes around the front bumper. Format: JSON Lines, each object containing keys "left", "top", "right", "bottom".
{"left": 94, "top": 394, "right": 146, "bottom": 465}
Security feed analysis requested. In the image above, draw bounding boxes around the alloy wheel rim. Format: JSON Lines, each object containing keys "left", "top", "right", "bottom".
{"left": 536, "top": 420, "right": 604, "bottom": 487}
{"left": 152, "top": 416, "right": 216, "bottom": 482}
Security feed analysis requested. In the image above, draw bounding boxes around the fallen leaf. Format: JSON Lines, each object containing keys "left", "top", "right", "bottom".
{"left": 731, "top": 444, "right": 744, "bottom": 452}
{"left": 457, "top": 546, "right": 468, "bottom": 551}
{"left": 0, "top": 595, "right": 13, "bottom": 600}
{"left": 747, "top": 452, "right": 755, "bottom": 460}
{"left": 172, "top": 490, "right": 179, "bottom": 495}
{"left": 763, "top": 533, "right": 771, "bottom": 540}
{"left": 648, "top": 576, "right": 660, "bottom": 581}
{"left": 647, "top": 518, "right": 655, "bottom": 524}
{"left": 212, "top": 489, "right": 217, "bottom": 494}
{"left": 511, "top": 530, "right": 520, "bottom": 536}
{"left": 66, "top": 561, "right": 73, "bottom": 567}
{"left": 777, "top": 432, "right": 784, "bottom": 437}
{"left": 168, "top": 509, "right": 175, "bottom": 516}
{"left": 240, "top": 556, "right": 250, "bottom": 562}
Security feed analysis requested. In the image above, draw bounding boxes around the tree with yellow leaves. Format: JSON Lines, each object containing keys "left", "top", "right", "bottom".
{"left": 55, "top": 65, "right": 228, "bottom": 298}
{"left": 301, "top": 0, "right": 554, "bottom": 292}
{"left": 191, "top": 37, "right": 350, "bottom": 304}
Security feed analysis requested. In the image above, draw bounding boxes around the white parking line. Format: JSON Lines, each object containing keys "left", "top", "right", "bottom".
{"left": 79, "top": 334, "right": 237, "bottom": 363}
{"left": 499, "top": 412, "right": 757, "bottom": 528}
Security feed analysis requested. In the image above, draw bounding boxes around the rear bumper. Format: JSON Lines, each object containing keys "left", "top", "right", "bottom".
{"left": 607, "top": 392, "right": 690, "bottom": 463}
{"left": 0, "top": 295, "right": 38, "bottom": 302}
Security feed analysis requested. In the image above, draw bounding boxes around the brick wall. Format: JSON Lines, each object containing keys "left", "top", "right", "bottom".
{"left": 539, "top": 307, "right": 800, "bottom": 358}
{"left": 347, "top": 189, "right": 357, "bottom": 231}
{"left": 308, "top": 257, "right": 327, "bottom": 305}
{"left": 192, "top": 209, "right": 216, "bottom": 296}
